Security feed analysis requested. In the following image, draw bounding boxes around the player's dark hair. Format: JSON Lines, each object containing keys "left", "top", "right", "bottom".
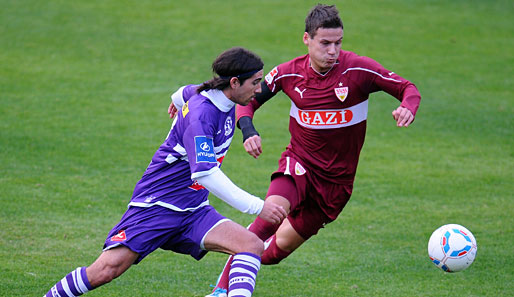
{"left": 305, "top": 4, "right": 343, "bottom": 38}
{"left": 198, "top": 47, "right": 264, "bottom": 93}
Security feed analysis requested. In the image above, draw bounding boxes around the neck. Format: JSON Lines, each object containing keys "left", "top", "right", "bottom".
{"left": 310, "top": 62, "right": 330, "bottom": 75}
{"left": 222, "top": 89, "right": 234, "bottom": 102}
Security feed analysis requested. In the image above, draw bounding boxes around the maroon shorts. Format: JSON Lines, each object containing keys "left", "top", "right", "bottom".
{"left": 266, "top": 151, "right": 353, "bottom": 240}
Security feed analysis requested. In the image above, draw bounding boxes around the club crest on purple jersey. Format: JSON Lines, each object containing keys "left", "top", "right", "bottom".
{"left": 224, "top": 116, "right": 233, "bottom": 136}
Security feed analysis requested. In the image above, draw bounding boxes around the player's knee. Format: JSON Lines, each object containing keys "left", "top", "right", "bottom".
{"left": 239, "top": 232, "right": 264, "bottom": 256}
{"left": 276, "top": 237, "right": 300, "bottom": 253}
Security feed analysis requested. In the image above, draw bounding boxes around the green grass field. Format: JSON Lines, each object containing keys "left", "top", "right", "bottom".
{"left": 1, "top": 0, "right": 513, "bottom": 296}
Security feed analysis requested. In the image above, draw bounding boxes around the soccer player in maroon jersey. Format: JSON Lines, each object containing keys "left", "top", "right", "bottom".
{"left": 200, "top": 4, "right": 421, "bottom": 296}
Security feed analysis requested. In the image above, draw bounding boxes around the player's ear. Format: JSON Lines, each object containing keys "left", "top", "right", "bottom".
{"left": 303, "top": 32, "right": 310, "bottom": 45}
{"left": 229, "top": 77, "right": 240, "bottom": 89}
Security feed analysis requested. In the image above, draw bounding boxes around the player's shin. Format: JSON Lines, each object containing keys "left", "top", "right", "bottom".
{"left": 44, "top": 267, "right": 93, "bottom": 297}
{"left": 228, "top": 252, "right": 261, "bottom": 297}
{"left": 209, "top": 255, "right": 233, "bottom": 294}
{"left": 210, "top": 217, "right": 278, "bottom": 294}
{"left": 261, "top": 235, "right": 291, "bottom": 265}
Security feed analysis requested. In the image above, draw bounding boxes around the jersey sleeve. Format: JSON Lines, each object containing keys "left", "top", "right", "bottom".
{"left": 263, "top": 65, "right": 282, "bottom": 94}
{"left": 182, "top": 116, "right": 219, "bottom": 180}
{"left": 358, "top": 57, "right": 421, "bottom": 116}
{"left": 171, "top": 84, "right": 200, "bottom": 109}
{"left": 196, "top": 168, "right": 264, "bottom": 214}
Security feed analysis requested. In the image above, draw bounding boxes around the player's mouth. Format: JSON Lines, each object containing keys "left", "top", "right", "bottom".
{"left": 243, "top": 96, "right": 255, "bottom": 105}
{"left": 326, "top": 58, "right": 336, "bottom": 65}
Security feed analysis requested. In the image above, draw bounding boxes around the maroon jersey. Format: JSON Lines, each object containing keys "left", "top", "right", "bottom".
{"left": 237, "top": 50, "right": 421, "bottom": 185}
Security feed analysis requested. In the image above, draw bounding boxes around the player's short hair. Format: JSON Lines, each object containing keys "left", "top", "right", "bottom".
{"left": 198, "top": 47, "right": 263, "bottom": 92}
{"left": 305, "top": 4, "right": 343, "bottom": 38}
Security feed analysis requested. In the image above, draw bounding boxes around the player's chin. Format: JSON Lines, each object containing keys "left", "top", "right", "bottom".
{"left": 241, "top": 97, "right": 254, "bottom": 106}
{"left": 325, "top": 60, "right": 336, "bottom": 67}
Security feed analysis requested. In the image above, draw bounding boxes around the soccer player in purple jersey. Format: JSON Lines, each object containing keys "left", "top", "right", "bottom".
{"left": 204, "top": 4, "right": 422, "bottom": 295}
{"left": 43, "top": 47, "right": 287, "bottom": 297}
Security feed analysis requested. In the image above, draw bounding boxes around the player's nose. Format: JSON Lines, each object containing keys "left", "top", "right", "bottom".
{"left": 327, "top": 43, "right": 337, "bottom": 55}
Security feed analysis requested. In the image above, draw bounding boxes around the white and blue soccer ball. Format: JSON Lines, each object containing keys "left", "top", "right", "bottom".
{"left": 428, "top": 224, "right": 477, "bottom": 272}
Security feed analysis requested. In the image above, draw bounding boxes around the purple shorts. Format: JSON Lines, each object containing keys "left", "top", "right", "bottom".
{"left": 104, "top": 205, "right": 229, "bottom": 264}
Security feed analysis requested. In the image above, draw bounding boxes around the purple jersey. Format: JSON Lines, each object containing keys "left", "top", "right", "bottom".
{"left": 129, "top": 85, "right": 236, "bottom": 211}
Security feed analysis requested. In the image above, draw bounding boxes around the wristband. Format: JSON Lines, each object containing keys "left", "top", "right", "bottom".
{"left": 238, "top": 116, "right": 259, "bottom": 142}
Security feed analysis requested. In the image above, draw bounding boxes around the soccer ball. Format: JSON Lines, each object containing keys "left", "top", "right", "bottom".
{"left": 428, "top": 224, "right": 477, "bottom": 272}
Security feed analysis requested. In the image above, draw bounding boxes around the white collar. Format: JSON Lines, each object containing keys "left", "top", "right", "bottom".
{"left": 200, "top": 89, "right": 235, "bottom": 112}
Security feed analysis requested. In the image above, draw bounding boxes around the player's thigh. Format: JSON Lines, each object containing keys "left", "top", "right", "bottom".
{"left": 203, "top": 220, "right": 263, "bottom": 256}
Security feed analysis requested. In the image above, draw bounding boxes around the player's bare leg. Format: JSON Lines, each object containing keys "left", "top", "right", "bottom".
{"left": 208, "top": 214, "right": 306, "bottom": 295}
{"left": 208, "top": 194, "right": 290, "bottom": 296}
{"left": 262, "top": 217, "right": 306, "bottom": 264}
{"left": 44, "top": 246, "right": 138, "bottom": 296}
{"left": 203, "top": 220, "right": 263, "bottom": 255}
{"left": 86, "top": 247, "right": 139, "bottom": 287}
{"left": 204, "top": 221, "right": 264, "bottom": 297}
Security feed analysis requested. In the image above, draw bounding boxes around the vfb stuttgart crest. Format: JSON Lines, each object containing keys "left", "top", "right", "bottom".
{"left": 334, "top": 86, "right": 348, "bottom": 103}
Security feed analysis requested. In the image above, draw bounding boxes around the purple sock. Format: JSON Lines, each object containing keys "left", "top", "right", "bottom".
{"left": 228, "top": 252, "right": 261, "bottom": 297}
{"left": 45, "top": 267, "right": 93, "bottom": 297}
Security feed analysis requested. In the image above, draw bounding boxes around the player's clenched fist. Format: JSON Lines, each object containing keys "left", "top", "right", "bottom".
{"left": 392, "top": 106, "right": 414, "bottom": 127}
{"left": 168, "top": 102, "right": 178, "bottom": 119}
{"left": 258, "top": 200, "right": 288, "bottom": 225}
{"left": 243, "top": 135, "right": 263, "bottom": 159}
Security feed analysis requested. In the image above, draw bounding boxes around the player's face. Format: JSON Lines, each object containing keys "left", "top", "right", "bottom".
{"left": 230, "top": 70, "right": 263, "bottom": 106}
{"left": 303, "top": 27, "right": 343, "bottom": 73}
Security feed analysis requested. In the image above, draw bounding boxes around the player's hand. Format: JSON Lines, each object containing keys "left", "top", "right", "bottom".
{"left": 168, "top": 102, "right": 178, "bottom": 119}
{"left": 243, "top": 135, "right": 263, "bottom": 159}
{"left": 392, "top": 106, "right": 414, "bottom": 127}
{"left": 258, "top": 200, "right": 288, "bottom": 225}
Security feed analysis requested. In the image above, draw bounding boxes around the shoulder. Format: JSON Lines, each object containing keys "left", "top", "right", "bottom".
{"left": 172, "top": 84, "right": 200, "bottom": 102}
{"left": 340, "top": 50, "right": 382, "bottom": 70}
{"left": 185, "top": 94, "right": 219, "bottom": 122}
{"left": 182, "top": 84, "right": 200, "bottom": 101}
{"left": 265, "top": 54, "right": 308, "bottom": 85}
{"left": 279, "top": 54, "right": 308, "bottom": 72}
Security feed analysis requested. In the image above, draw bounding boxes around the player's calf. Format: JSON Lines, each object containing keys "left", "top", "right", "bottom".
{"left": 261, "top": 235, "right": 292, "bottom": 265}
